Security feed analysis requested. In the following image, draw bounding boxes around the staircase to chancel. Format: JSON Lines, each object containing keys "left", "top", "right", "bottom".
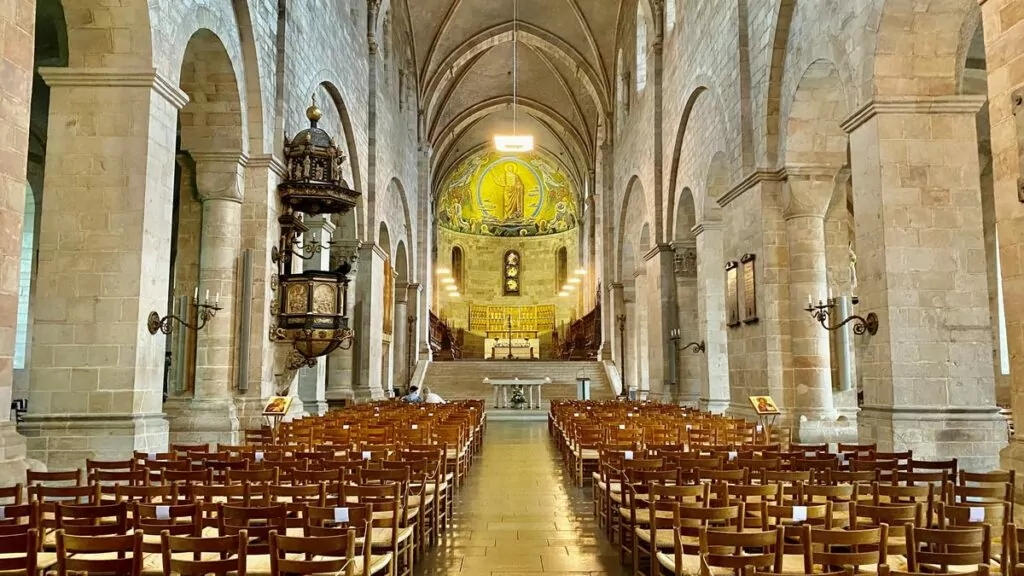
{"left": 421, "top": 360, "right": 616, "bottom": 411}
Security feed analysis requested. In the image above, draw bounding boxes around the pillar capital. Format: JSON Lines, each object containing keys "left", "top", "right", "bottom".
{"left": 247, "top": 154, "right": 288, "bottom": 178}
{"left": 38, "top": 67, "right": 190, "bottom": 110}
{"left": 840, "top": 95, "right": 987, "bottom": 134}
{"left": 192, "top": 152, "right": 248, "bottom": 203}
{"left": 782, "top": 163, "right": 845, "bottom": 219}
{"left": 642, "top": 242, "right": 674, "bottom": 262}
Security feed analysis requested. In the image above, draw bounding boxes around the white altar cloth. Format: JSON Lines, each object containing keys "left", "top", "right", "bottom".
{"left": 486, "top": 378, "right": 549, "bottom": 409}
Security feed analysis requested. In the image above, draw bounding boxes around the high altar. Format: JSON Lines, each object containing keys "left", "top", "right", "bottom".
{"left": 471, "top": 304, "right": 553, "bottom": 359}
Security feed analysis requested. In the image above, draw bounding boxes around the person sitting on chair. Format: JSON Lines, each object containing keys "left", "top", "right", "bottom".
{"left": 423, "top": 387, "right": 445, "bottom": 404}
{"left": 403, "top": 386, "right": 423, "bottom": 403}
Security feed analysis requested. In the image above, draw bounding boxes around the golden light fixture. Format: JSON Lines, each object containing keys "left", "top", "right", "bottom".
{"left": 569, "top": 277, "right": 582, "bottom": 284}
{"left": 574, "top": 268, "right": 587, "bottom": 275}
{"left": 558, "top": 291, "right": 569, "bottom": 297}
{"left": 445, "top": 285, "right": 458, "bottom": 292}
{"left": 441, "top": 277, "right": 455, "bottom": 284}
{"left": 451, "top": 292, "right": 461, "bottom": 298}
{"left": 436, "top": 267, "right": 451, "bottom": 275}
{"left": 493, "top": 0, "right": 533, "bottom": 153}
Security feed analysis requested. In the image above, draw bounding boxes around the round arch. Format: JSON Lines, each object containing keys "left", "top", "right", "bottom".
{"left": 177, "top": 29, "right": 246, "bottom": 157}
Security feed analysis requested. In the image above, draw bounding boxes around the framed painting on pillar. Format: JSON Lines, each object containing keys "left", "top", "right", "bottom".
{"left": 740, "top": 253, "right": 758, "bottom": 324}
{"left": 725, "top": 260, "right": 740, "bottom": 327}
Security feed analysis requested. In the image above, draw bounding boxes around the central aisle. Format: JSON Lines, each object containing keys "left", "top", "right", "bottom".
{"left": 419, "top": 421, "right": 621, "bottom": 575}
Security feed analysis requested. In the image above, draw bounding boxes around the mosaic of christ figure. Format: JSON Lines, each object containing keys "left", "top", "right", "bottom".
{"left": 492, "top": 162, "right": 525, "bottom": 220}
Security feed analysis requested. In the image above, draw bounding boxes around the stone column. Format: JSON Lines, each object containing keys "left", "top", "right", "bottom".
{"left": 843, "top": 96, "right": 1005, "bottom": 470}
{"left": 24, "top": 69, "right": 186, "bottom": 467}
{"left": 296, "top": 216, "right": 334, "bottom": 415}
{"left": 392, "top": 286, "right": 411, "bottom": 393}
{"left": 354, "top": 243, "right": 387, "bottom": 401}
{"left": 632, "top": 268, "right": 650, "bottom": 394}
{"left": 673, "top": 243, "right": 701, "bottom": 406}
{"left": 325, "top": 240, "right": 360, "bottom": 408}
{"left": 174, "top": 153, "right": 247, "bottom": 445}
{"left": 693, "top": 222, "right": 730, "bottom": 413}
{"left": 598, "top": 140, "right": 615, "bottom": 360}
{"left": 405, "top": 283, "right": 423, "bottom": 384}
{"left": 643, "top": 244, "right": 676, "bottom": 402}
{"left": 783, "top": 165, "right": 851, "bottom": 442}
{"left": 0, "top": 3, "right": 35, "bottom": 480}
{"left": 235, "top": 155, "right": 286, "bottom": 430}
{"left": 981, "top": 0, "right": 1024, "bottom": 479}
{"left": 608, "top": 282, "right": 625, "bottom": 394}
{"left": 415, "top": 145, "right": 434, "bottom": 360}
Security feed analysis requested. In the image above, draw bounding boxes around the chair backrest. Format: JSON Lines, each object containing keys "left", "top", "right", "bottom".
{"left": 305, "top": 503, "right": 373, "bottom": 541}
{"left": 699, "top": 526, "right": 785, "bottom": 574}
{"left": 808, "top": 524, "right": 887, "bottom": 573}
{"left": 269, "top": 530, "right": 359, "bottom": 576}
{"left": 226, "top": 467, "right": 279, "bottom": 485}
{"left": 908, "top": 525, "right": 989, "bottom": 572}
{"left": 115, "top": 483, "right": 177, "bottom": 505}
{"left": 217, "top": 504, "right": 287, "bottom": 554}
{"left": 161, "top": 530, "right": 247, "bottom": 576}
{"left": 27, "top": 469, "right": 81, "bottom": 486}
{"left": 55, "top": 529, "right": 144, "bottom": 576}
{"left": 55, "top": 501, "right": 128, "bottom": 536}
{"left": 0, "top": 501, "right": 40, "bottom": 541}
{"left": 849, "top": 501, "right": 920, "bottom": 554}
{"left": 133, "top": 502, "right": 201, "bottom": 539}
{"left": 0, "top": 529, "right": 38, "bottom": 574}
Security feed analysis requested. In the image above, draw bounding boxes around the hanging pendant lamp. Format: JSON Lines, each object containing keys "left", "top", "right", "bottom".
{"left": 494, "top": 0, "right": 534, "bottom": 153}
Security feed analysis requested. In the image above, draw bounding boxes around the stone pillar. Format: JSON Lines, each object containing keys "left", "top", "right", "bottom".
{"left": 783, "top": 165, "right": 851, "bottom": 442}
{"left": 693, "top": 222, "right": 730, "bottom": 413}
{"left": 231, "top": 155, "right": 286, "bottom": 429}
{"left": 843, "top": 96, "right": 1005, "bottom": 470}
{"left": 598, "top": 140, "right": 615, "bottom": 360}
{"left": 643, "top": 244, "right": 676, "bottom": 402}
{"left": 296, "top": 216, "right": 334, "bottom": 415}
{"left": 173, "top": 153, "right": 247, "bottom": 445}
{"left": 608, "top": 282, "right": 625, "bottom": 393}
{"left": 405, "top": 283, "right": 423, "bottom": 383}
{"left": 392, "top": 286, "right": 411, "bottom": 393}
{"left": 325, "top": 240, "right": 360, "bottom": 408}
{"left": 354, "top": 243, "right": 387, "bottom": 401}
{"left": 23, "top": 69, "right": 186, "bottom": 467}
{"left": 673, "top": 243, "right": 700, "bottom": 406}
{"left": 0, "top": 2, "right": 36, "bottom": 480}
{"left": 631, "top": 268, "right": 650, "bottom": 394}
{"left": 415, "top": 145, "right": 433, "bottom": 360}
{"left": 981, "top": 0, "right": 1024, "bottom": 480}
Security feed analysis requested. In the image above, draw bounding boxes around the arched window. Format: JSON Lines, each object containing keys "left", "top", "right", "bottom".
{"left": 636, "top": 3, "right": 647, "bottom": 91}
{"left": 555, "top": 247, "right": 568, "bottom": 292}
{"left": 665, "top": 0, "right": 676, "bottom": 33}
{"left": 451, "top": 246, "right": 464, "bottom": 286}
{"left": 503, "top": 250, "right": 521, "bottom": 296}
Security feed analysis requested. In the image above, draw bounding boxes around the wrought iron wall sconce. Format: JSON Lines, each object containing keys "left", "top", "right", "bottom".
{"left": 669, "top": 328, "right": 705, "bottom": 354}
{"left": 148, "top": 289, "right": 222, "bottom": 335}
{"left": 616, "top": 314, "right": 627, "bottom": 398}
{"left": 804, "top": 296, "right": 878, "bottom": 336}
{"left": 271, "top": 232, "right": 333, "bottom": 263}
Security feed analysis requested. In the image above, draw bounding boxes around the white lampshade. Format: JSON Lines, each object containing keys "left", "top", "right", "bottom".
{"left": 494, "top": 135, "right": 534, "bottom": 152}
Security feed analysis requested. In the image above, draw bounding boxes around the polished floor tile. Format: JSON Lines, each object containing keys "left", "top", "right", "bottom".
{"left": 417, "top": 421, "right": 623, "bottom": 575}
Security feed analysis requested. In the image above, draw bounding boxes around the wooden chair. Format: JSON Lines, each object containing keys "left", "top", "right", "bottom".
{"left": 657, "top": 502, "right": 744, "bottom": 576}
{"left": 160, "top": 530, "right": 247, "bottom": 576}
{"left": 270, "top": 529, "right": 387, "bottom": 576}
{"left": 343, "top": 483, "right": 415, "bottom": 576}
{"left": 30, "top": 483, "right": 99, "bottom": 532}
{"left": 27, "top": 469, "right": 81, "bottom": 487}
{"left": 115, "top": 483, "right": 177, "bottom": 505}
{"left": 907, "top": 525, "right": 992, "bottom": 574}
{"left": 54, "top": 529, "right": 144, "bottom": 576}
{"left": 268, "top": 483, "right": 324, "bottom": 532}
{"left": 0, "top": 484, "right": 22, "bottom": 505}
{"left": 631, "top": 482, "right": 709, "bottom": 576}
{"left": 849, "top": 500, "right": 921, "bottom": 571}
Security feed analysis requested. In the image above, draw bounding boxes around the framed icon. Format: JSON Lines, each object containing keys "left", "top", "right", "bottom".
{"left": 263, "top": 396, "right": 293, "bottom": 416}
{"left": 748, "top": 395, "right": 780, "bottom": 415}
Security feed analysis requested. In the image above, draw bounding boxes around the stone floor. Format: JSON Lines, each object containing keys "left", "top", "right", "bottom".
{"left": 418, "top": 421, "right": 622, "bottom": 575}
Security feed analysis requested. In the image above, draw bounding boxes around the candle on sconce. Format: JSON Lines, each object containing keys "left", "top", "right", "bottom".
{"left": 215, "top": 292, "right": 220, "bottom": 305}
{"left": 807, "top": 294, "right": 812, "bottom": 306}
{"left": 205, "top": 289, "right": 210, "bottom": 303}
{"left": 194, "top": 287, "right": 199, "bottom": 302}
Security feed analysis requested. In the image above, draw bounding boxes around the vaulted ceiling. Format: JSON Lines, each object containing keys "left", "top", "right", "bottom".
{"left": 405, "top": 0, "right": 619, "bottom": 193}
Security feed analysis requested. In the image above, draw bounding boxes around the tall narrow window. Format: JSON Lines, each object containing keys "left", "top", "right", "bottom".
{"left": 556, "top": 247, "right": 568, "bottom": 292}
{"left": 636, "top": 3, "right": 647, "bottom": 91}
{"left": 451, "top": 246, "right": 464, "bottom": 286}
{"left": 503, "top": 250, "right": 521, "bottom": 296}
{"left": 665, "top": 0, "right": 676, "bottom": 33}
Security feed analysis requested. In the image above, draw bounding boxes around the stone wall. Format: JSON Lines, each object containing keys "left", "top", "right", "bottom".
{"left": 436, "top": 228, "right": 581, "bottom": 340}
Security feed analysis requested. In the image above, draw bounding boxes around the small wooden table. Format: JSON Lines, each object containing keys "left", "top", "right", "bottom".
{"left": 487, "top": 378, "right": 548, "bottom": 409}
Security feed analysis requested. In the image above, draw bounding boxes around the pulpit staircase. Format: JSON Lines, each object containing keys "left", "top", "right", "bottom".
{"left": 420, "top": 360, "right": 616, "bottom": 419}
